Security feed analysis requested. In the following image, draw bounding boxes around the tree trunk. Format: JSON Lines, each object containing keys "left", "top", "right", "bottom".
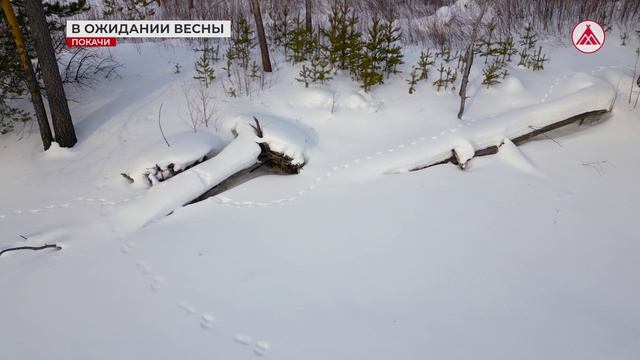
{"left": 1, "top": 0, "right": 53, "bottom": 150}
{"left": 22, "top": 0, "right": 77, "bottom": 147}
{"left": 305, "top": 0, "right": 312, "bottom": 33}
{"left": 188, "top": 0, "right": 194, "bottom": 9}
{"left": 250, "top": 0, "right": 272, "bottom": 72}
{"left": 457, "top": 44, "right": 474, "bottom": 119}
{"left": 457, "top": 0, "right": 489, "bottom": 120}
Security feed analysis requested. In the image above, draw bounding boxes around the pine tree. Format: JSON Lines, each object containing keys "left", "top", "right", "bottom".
{"left": 271, "top": 7, "right": 293, "bottom": 57}
{"left": 479, "top": 19, "right": 497, "bottom": 64}
{"left": 359, "top": 16, "right": 385, "bottom": 92}
{"left": 249, "top": 61, "right": 261, "bottom": 81}
{"left": 231, "top": 16, "right": 255, "bottom": 71}
{"left": 417, "top": 49, "right": 434, "bottom": 80}
{"left": 496, "top": 35, "right": 517, "bottom": 63}
{"left": 321, "top": 0, "right": 362, "bottom": 73}
{"left": 288, "top": 16, "right": 315, "bottom": 63}
{"left": 380, "top": 19, "right": 403, "bottom": 78}
{"left": 193, "top": 39, "right": 216, "bottom": 88}
{"left": 310, "top": 54, "right": 333, "bottom": 84}
{"left": 530, "top": 46, "right": 548, "bottom": 71}
{"left": 433, "top": 63, "right": 446, "bottom": 91}
{"left": 296, "top": 64, "right": 312, "bottom": 88}
{"left": 518, "top": 23, "right": 537, "bottom": 68}
{"left": 482, "top": 60, "right": 504, "bottom": 88}
{"left": 407, "top": 68, "right": 419, "bottom": 94}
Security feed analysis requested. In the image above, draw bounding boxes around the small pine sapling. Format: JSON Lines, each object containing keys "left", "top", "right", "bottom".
{"left": 296, "top": 64, "right": 313, "bottom": 88}
{"left": 193, "top": 39, "right": 216, "bottom": 88}
{"left": 223, "top": 46, "right": 234, "bottom": 78}
{"left": 358, "top": 16, "right": 385, "bottom": 92}
{"left": 288, "top": 17, "right": 315, "bottom": 63}
{"left": 498, "top": 35, "right": 517, "bottom": 63}
{"left": 433, "top": 63, "right": 446, "bottom": 91}
{"left": 231, "top": 16, "right": 256, "bottom": 70}
{"left": 271, "top": 7, "right": 293, "bottom": 56}
{"left": 321, "top": 0, "right": 362, "bottom": 73}
{"left": 479, "top": 19, "right": 497, "bottom": 64}
{"left": 518, "top": 23, "right": 537, "bottom": 68}
{"left": 407, "top": 68, "right": 419, "bottom": 94}
{"left": 380, "top": 19, "right": 404, "bottom": 78}
{"left": 482, "top": 61, "right": 504, "bottom": 88}
{"left": 620, "top": 32, "right": 629, "bottom": 46}
{"left": 310, "top": 54, "right": 333, "bottom": 84}
{"left": 249, "top": 61, "right": 261, "bottom": 81}
{"left": 530, "top": 46, "right": 549, "bottom": 71}
{"left": 444, "top": 67, "right": 456, "bottom": 91}
{"left": 417, "top": 49, "right": 434, "bottom": 80}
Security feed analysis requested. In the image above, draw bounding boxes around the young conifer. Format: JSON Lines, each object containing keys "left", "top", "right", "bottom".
{"left": 193, "top": 39, "right": 216, "bottom": 88}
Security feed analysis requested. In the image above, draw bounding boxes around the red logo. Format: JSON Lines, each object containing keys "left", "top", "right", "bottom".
{"left": 66, "top": 37, "right": 117, "bottom": 47}
{"left": 572, "top": 20, "right": 605, "bottom": 53}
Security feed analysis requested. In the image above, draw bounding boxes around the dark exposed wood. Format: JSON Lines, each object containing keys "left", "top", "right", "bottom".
{"left": 188, "top": 162, "right": 294, "bottom": 204}
{"left": 474, "top": 145, "right": 500, "bottom": 157}
{"left": 186, "top": 117, "right": 304, "bottom": 205}
{"left": 23, "top": 0, "right": 77, "bottom": 147}
{"left": 511, "top": 110, "right": 607, "bottom": 145}
{"left": 250, "top": 0, "right": 273, "bottom": 72}
{"left": 0, "top": 244, "right": 62, "bottom": 257}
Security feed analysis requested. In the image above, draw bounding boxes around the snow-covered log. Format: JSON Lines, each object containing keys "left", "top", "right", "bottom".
{"left": 112, "top": 126, "right": 262, "bottom": 229}
{"left": 401, "top": 75, "right": 615, "bottom": 172}
{"left": 111, "top": 118, "right": 308, "bottom": 229}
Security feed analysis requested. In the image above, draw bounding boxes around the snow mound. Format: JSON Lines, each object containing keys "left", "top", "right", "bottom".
{"left": 497, "top": 138, "right": 541, "bottom": 176}
{"left": 125, "top": 131, "right": 224, "bottom": 187}
{"left": 220, "top": 114, "right": 310, "bottom": 165}
{"left": 290, "top": 87, "right": 334, "bottom": 109}
{"left": 339, "top": 90, "right": 377, "bottom": 111}
{"left": 43, "top": 142, "right": 76, "bottom": 159}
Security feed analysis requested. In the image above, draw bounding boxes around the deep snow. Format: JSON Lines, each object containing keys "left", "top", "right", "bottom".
{"left": 1, "top": 32, "right": 639, "bottom": 360}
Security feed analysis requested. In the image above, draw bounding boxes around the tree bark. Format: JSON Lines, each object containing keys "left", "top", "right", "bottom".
{"left": 457, "top": 0, "right": 489, "bottom": 120}
{"left": 22, "top": 0, "right": 77, "bottom": 147}
{"left": 305, "top": 0, "right": 312, "bottom": 33}
{"left": 250, "top": 0, "right": 272, "bottom": 72}
{"left": 1, "top": 0, "right": 53, "bottom": 150}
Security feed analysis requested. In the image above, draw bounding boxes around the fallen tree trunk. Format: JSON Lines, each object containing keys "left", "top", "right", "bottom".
{"left": 113, "top": 117, "right": 305, "bottom": 228}
{"left": 511, "top": 110, "right": 607, "bottom": 145}
{"left": 411, "top": 109, "right": 608, "bottom": 171}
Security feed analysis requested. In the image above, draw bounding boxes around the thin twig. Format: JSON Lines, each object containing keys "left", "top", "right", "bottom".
{"left": 528, "top": 125, "right": 563, "bottom": 147}
{"left": 158, "top": 103, "right": 170, "bottom": 147}
{"left": 0, "top": 244, "right": 62, "bottom": 257}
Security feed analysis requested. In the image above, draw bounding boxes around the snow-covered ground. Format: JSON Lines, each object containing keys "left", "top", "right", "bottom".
{"left": 1, "top": 34, "right": 639, "bottom": 359}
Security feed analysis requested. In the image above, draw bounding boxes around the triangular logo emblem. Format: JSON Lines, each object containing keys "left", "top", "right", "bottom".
{"left": 577, "top": 24, "right": 601, "bottom": 46}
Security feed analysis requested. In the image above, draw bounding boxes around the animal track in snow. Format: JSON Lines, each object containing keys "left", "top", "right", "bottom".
{"left": 178, "top": 301, "right": 196, "bottom": 315}
{"left": 150, "top": 276, "right": 165, "bottom": 291}
{"left": 200, "top": 313, "right": 216, "bottom": 329}
{"left": 234, "top": 334, "right": 253, "bottom": 346}
{"left": 254, "top": 341, "right": 271, "bottom": 356}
